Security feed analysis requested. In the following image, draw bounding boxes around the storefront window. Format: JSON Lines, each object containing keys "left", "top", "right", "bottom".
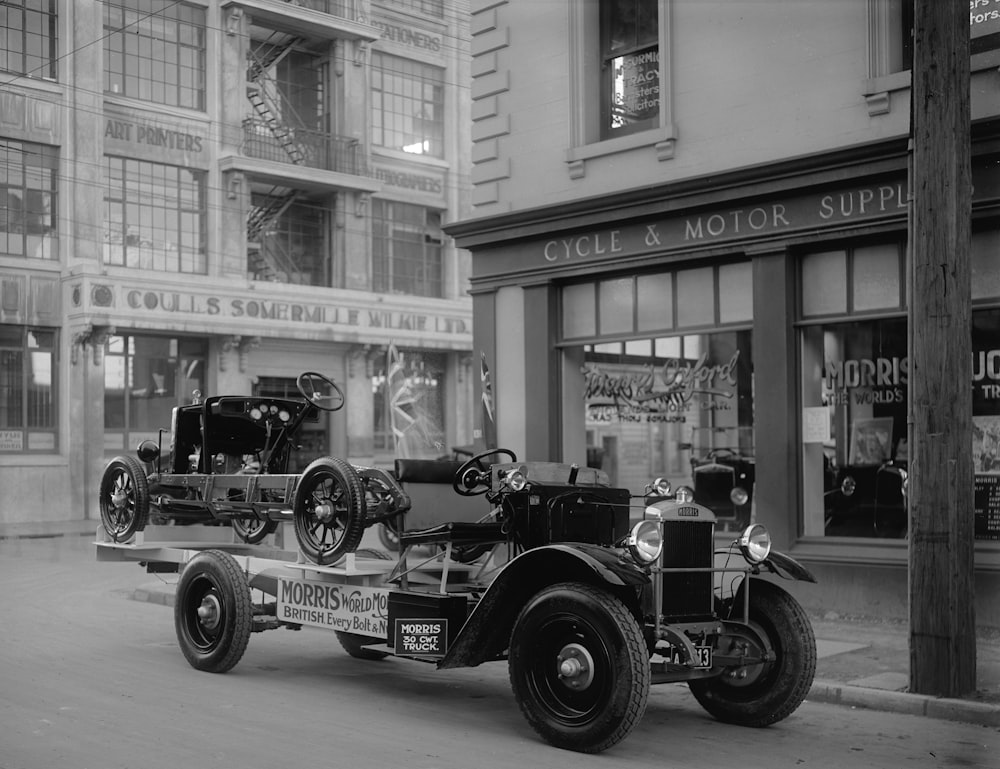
{"left": 564, "top": 263, "right": 754, "bottom": 532}
{"left": 799, "top": 237, "right": 1000, "bottom": 541}
{"left": 103, "top": 156, "right": 206, "bottom": 274}
{"left": 581, "top": 331, "right": 755, "bottom": 533}
{"left": 0, "top": 326, "right": 57, "bottom": 452}
{"left": 371, "top": 348, "right": 445, "bottom": 458}
{"left": 103, "top": 334, "right": 206, "bottom": 453}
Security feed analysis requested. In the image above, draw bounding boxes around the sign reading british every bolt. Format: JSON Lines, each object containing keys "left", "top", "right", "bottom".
{"left": 277, "top": 579, "right": 388, "bottom": 635}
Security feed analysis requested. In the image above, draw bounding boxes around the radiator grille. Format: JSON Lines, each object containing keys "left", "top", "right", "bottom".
{"left": 660, "top": 520, "right": 715, "bottom": 618}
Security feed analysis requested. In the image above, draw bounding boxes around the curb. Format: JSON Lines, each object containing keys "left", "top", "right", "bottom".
{"left": 808, "top": 679, "right": 1000, "bottom": 728}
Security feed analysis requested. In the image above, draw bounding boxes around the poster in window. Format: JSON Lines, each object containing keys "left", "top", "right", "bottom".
{"left": 610, "top": 48, "right": 659, "bottom": 129}
{"left": 848, "top": 417, "right": 893, "bottom": 466}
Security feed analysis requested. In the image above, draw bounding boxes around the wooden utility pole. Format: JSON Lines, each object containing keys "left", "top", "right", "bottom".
{"left": 908, "top": 0, "right": 976, "bottom": 697}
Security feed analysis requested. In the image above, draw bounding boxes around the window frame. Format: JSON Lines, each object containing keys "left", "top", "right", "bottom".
{"left": 102, "top": 155, "right": 207, "bottom": 274}
{"left": 0, "top": 0, "right": 58, "bottom": 80}
{"left": 0, "top": 139, "right": 59, "bottom": 260}
{"left": 0, "top": 325, "right": 58, "bottom": 454}
{"left": 371, "top": 199, "right": 444, "bottom": 297}
{"left": 103, "top": 0, "right": 206, "bottom": 110}
{"left": 371, "top": 51, "right": 445, "bottom": 158}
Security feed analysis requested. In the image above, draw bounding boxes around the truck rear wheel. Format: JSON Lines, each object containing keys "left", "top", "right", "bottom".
{"left": 174, "top": 549, "right": 252, "bottom": 673}
{"left": 508, "top": 582, "right": 649, "bottom": 753}
{"left": 99, "top": 456, "right": 150, "bottom": 542}
{"left": 293, "top": 457, "right": 366, "bottom": 565}
{"left": 689, "top": 580, "right": 817, "bottom": 726}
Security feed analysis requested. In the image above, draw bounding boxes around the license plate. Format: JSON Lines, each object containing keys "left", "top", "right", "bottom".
{"left": 669, "top": 645, "right": 712, "bottom": 668}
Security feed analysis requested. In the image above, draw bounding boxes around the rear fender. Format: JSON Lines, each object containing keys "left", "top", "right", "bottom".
{"left": 438, "top": 544, "right": 649, "bottom": 670}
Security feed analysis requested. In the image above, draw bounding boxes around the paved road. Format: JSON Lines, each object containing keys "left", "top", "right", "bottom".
{"left": 1, "top": 534, "right": 998, "bottom": 769}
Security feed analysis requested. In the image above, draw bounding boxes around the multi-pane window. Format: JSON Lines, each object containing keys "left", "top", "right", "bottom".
{"left": 103, "top": 0, "right": 206, "bottom": 110}
{"left": 371, "top": 52, "right": 444, "bottom": 157}
{"left": 103, "top": 334, "right": 206, "bottom": 452}
{"left": 248, "top": 196, "right": 329, "bottom": 286}
{"left": 380, "top": 0, "right": 444, "bottom": 18}
{"left": 0, "top": 140, "right": 58, "bottom": 259}
{"left": 103, "top": 156, "right": 207, "bottom": 273}
{"left": 0, "top": 0, "right": 57, "bottom": 79}
{"left": 372, "top": 200, "right": 443, "bottom": 297}
{"left": 601, "top": 0, "right": 659, "bottom": 138}
{"left": 0, "top": 326, "right": 57, "bottom": 453}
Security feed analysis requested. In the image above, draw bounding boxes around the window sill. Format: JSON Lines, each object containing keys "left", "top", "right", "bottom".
{"left": 788, "top": 535, "right": 1000, "bottom": 571}
{"left": 863, "top": 49, "right": 1000, "bottom": 117}
{"left": 564, "top": 124, "right": 677, "bottom": 179}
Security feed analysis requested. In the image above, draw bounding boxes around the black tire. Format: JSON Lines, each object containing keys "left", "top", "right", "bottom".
{"left": 440, "top": 542, "right": 493, "bottom": 563}
{"left": 689, "top": 580, "right": 817, "bottom": 727}
{"left": 377, "top": 521, "right": 400, "bottom": 551}
{"left": 99, "top": 456, "right": 150, "bottom": 542}
{"left": 174, "top": 550, "right": 252, "bottom": 673}
{"left": 231, "top": 517, "right": 278, "bottom": 545}
{"left": 508, "top": 582, "right": 649, "bottom": 753}
{"left": 335, "top": 631, "right": 390, "bottom": 660}
{"left": 293, "top": 457, "right": 366, "bottom": 565}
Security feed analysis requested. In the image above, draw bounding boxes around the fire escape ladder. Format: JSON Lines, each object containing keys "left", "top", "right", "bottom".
{"left": 247, "top": 190, "right": 300, "bottom": 282}
{"left": 247, "top": 37, "right": 308, "bottom": 165}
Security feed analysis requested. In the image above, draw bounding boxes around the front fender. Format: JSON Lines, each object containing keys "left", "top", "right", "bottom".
{"left": 762, "top": 550, "right": 817, "bottom": 583}
{"left": 438, "top": 544, "right": 649, "bottom": 670}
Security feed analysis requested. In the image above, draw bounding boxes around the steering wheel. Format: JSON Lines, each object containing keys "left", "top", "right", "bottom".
{"left": 453, "top": 448, "right": 517, "bottom": 497}
{"left": 296, "top": 372, "right": 346, "bottom": 412}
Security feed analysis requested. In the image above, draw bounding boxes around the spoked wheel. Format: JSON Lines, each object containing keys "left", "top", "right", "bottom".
{"left": 378, "top": 521, "right": 400, "bottom": 552}
{"left": 689, "top": 580, "right": 817, "bottom": 727}
{"left": 174, "top": 550, "right": 252, "bottom": 673}
{"left": 293, "top": 456, "right": 366, "bottom": 565}
{"left": 99, "top": 456, "right": 150, "bottom": 542}
{"left": 231, "top": 517, "right": 277, "bottom": 545}
{"left": 508, "top": 582, "right": 649, "bottom": 753}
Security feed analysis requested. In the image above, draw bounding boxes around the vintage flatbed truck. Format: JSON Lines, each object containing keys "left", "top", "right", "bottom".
{"left": 96, "top": 374, "right": 817, "bottom": 753}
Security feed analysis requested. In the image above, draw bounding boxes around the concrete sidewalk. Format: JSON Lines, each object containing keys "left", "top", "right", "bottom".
{"left": 5, "top": 518, "right": 1000, "bottom": 729}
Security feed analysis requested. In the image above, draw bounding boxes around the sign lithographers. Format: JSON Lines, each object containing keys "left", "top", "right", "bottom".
{"left": 277, "top": 579, "right": 388, "bottom": 636}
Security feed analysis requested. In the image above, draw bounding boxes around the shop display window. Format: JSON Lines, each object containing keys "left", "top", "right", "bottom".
{"left": 103, "top": 334, "right": 206, "bottom": 453}
{"left": 0, "top": 326, "right": 57, "bottom": 453}
{"left": 799, "top": 238, "right": 1000, "bottom": 541}
{"left": 371, "top": 349, "right": 446, "bottom": 458}
{"left": 103, "top": 0, "right": 205, "bottom": 110}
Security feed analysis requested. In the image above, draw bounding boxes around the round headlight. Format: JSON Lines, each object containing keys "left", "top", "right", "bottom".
{"left": 651, "top": 477, "right": 672, "bottom": 496}
{"left": 626, "top": 520, "right": 662, "bottom": 565}
{"left": 738, "top": 523, "right": 771, "bottom": 564}
{"left": 730, "top": 486, "right": 750, "bottom": 506}
{"left": 505, "top": 468, "right": 527, "bottom": 492}
{"left": 675, "top": 485, "right": 695, "bottom": 504}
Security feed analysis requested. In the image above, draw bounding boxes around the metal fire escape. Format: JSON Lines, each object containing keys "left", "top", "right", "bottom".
{"left": 245, "top": 33, "right": 305, "bottom": 282}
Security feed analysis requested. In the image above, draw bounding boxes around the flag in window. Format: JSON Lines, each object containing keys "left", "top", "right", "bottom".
{"left": 388, "top": 344, "right": 417, "bottom": 457}
{"left": 481, "top": 351, "right": 497, "bottom": 449}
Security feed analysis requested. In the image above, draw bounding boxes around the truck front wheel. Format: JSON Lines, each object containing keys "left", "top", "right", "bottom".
{"left": 508, "top": 582, "right": 649, "bottom": 753}
{"left": 689, "top": 580, "right": 816, "bottom": 726}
